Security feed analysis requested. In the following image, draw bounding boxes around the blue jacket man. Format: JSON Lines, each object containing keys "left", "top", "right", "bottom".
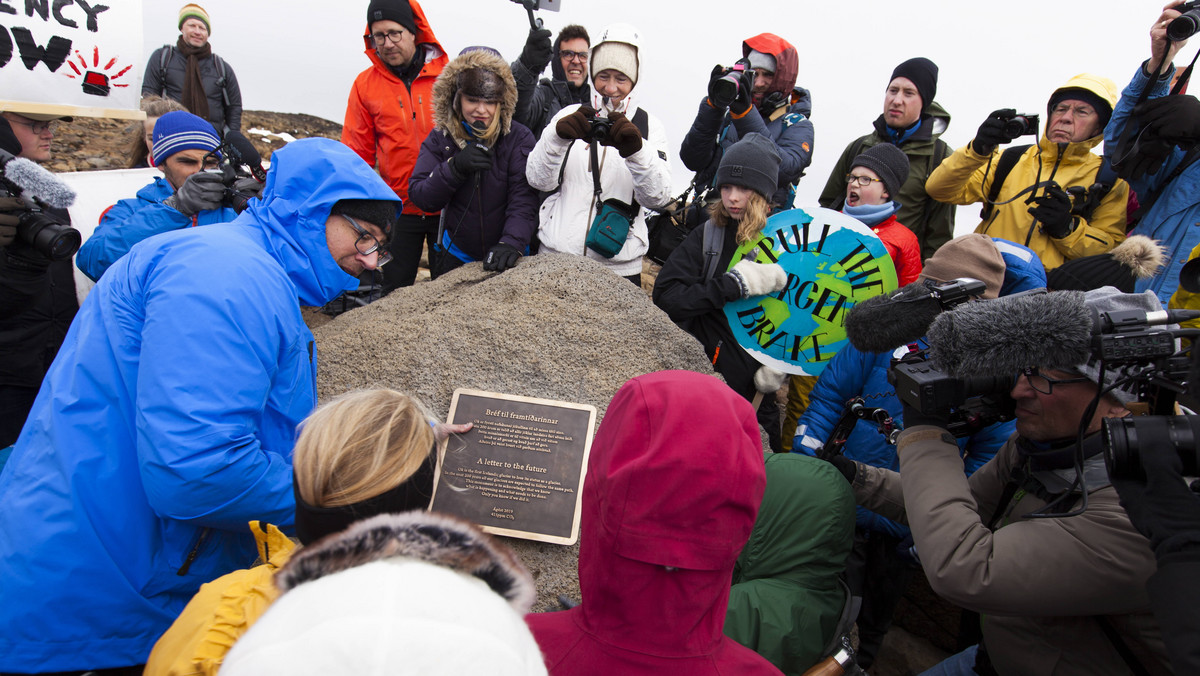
{"left": 0, "top": 137, "right": 399, "bottom": 673}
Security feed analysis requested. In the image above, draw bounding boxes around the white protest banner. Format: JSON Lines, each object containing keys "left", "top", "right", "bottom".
{"left": 1, "top": 0, "right": 143, "bottom": 119}
{"left": 723, "top": 206, "right": 898, "bottom": 376}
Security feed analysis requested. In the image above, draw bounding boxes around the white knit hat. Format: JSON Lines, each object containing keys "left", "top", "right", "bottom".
{"left": 590, "top": 23, "right": 641, "bottom": 86}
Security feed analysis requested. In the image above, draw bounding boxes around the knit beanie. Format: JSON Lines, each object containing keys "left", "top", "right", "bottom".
{"left": 1073, "top": 287, "right": 1164, "bottom": 403}
{"left": 178, "top": 3, "right": 210, "bottom": 33}
{"left": 746, "top": 49, "right": 776, "bottom": 74}
{"left": 1048, "top": 86, "right": 1113, "bottom": 131}
{"left": 714, "top": 132, "right": 781, "bottom": 200}
{"left": 151, "top": 111, "right": 220, "bottom": 167}
{"left": 590, "top": 24, "right": 640, "bottom": 86}
{"left": 918, "top": 233, "right": 1006, "bottom": 299}
{"left": 890, "top": 57, "right": 938, "bottom": 114}
{"left": 1046, "top": 236, "right": 1165, "bottom": 293}
{"left": 366, "top": 0, "right": 416, "bottom": 35}
{"left": 329, "top": 198, "right": 400, "bottom": 237}
{"left": 850, "top": 143, "right": 910, "bottom": 200}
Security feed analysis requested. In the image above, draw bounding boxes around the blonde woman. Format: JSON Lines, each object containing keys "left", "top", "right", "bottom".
{"left": 145, "top": 388, "right": 470, "bottom": 676}
{"left": 652, "top": 132, "right": 788, "bottom": 450}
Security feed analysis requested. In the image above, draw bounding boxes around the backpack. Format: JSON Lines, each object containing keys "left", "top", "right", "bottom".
{"left": 158, "top": 45, "right": 232, "bottom": 109}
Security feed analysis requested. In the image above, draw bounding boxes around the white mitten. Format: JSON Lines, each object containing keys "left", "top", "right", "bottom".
{"left": 754, "top": 365, "right": 788, "bottom": 394}
{"left": 729, "top": 260, "right": 787, "bottom": 297}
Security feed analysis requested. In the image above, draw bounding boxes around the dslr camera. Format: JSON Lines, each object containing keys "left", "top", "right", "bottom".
{"left": 1168, "top": 0, "right": 1200, "bottom": 41}
{"left": 0, "top": 150, "right": 80, "bottom": 260}
{"left": 202, "top": 133, "right": 264, "bottom": 213}
{"left": 1000, "top": 111, "right": 1040, "bottom": 139}
{"left": 710, "top": 58, "right": 755, "bottom": 109}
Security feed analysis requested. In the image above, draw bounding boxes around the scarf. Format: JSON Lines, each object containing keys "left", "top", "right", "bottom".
{"left": 844, "top": 201, "right": 899, "bottom": 227}
{"left": 175, "top": 36, "right": 212, "bottom": 122}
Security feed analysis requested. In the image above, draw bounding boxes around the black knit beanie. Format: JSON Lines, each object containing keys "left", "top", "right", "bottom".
{"left": 330, "top": 198, "right": 400, "bottom": 237}
{"left": 714, "top": 132, "right": 781, "bottom": 200}
{"left": 851, "top": 143, "right": 910, "bottom": 200}
{"left": 1048, "top": 87, "right": 1113, "bottom": 131}
{"left": 367, "top": 0, "right": 416, "bottom": 35}
{"left": 890, "top": 57, "right": 939, "bottom": 114}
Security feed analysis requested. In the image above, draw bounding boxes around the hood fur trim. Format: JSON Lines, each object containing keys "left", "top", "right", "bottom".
{"left": 433, "top": 49, "right": 517, "bottom": 146}
{"left": 274, "top": 511, "right": 536, "bottom": 613}
{"left": 1110, "top": 235, "right": 1166, "bottom": 280}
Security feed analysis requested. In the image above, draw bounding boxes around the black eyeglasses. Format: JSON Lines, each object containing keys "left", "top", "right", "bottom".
{"left": 6, "top": 117, "right": 58, "bottom": 135}
{"left": 558, "top": 50, "right": 588, "bottom": 62}
{"left": 845, "top": 173, "right": 883, "bottom": 188}
{"left": 1020, "top": 367, "right": 1090, "bottom": 395}
{"left": 343, "top": 215, "right": 393, "bottom": 266}
{"left": 368, "top": 29, "right": 407, "bottom": 47}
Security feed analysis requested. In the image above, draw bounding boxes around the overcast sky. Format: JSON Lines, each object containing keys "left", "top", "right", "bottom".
{"left": 140, "top": 0, "right": 1185, "bottom": 205}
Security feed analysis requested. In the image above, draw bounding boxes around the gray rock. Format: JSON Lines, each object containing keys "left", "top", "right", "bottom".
{"left": 313, "top": 253, "right": 731, "bottom": 610}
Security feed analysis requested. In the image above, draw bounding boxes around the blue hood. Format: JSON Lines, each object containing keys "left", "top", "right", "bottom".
{"left": 234, "top": 138, "right": 402, "bottom": 306}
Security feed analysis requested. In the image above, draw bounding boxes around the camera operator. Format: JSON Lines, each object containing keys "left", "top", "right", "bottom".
{"left": 1106, "top": 1, "right": 1200, "bottom": 307}
{"left": 925, "top": 76, "right": 1130, "bottom": 272}
{"left": 832, "top": 287, "right": 1174, "bottom": 675}
{"left": 679, "top": 33, "right": 814, "bottom": 211}
{"left": 77, "top": 111, "right": 251, "bottom": 281}
{"left": 0, "top": 111, "right": 76, "bottom": 452}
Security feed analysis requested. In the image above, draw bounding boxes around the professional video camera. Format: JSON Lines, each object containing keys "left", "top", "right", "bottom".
{"left": 201, "top": 131, "right": 266, "bottom": 213}
{"left": 0, "top": 147, "right": 80, "bottom": 260}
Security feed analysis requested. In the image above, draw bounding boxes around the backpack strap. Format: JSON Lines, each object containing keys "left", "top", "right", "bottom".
{"left": 210, "top": 53, "right": 231, "bottom": 108}
{"left": 702, "top": 219, "right": 724, "bottom": 281}
{"left": 980, "top": 144, "right": 1031, "bottom": 220}
{"left": 631, "top": 107, "right": 649, "bottom": 139}
{"left": 158, "top": 45, "right": 174, "bottom": 86}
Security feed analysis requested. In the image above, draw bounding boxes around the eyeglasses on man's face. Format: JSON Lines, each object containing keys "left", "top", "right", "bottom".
{"left": 558, "top": 50, "right": 588, "bottom": 63}
{"left": 7, "top": 117, "right": 58, "bottom": 135}
{"left": 1020, "top": 367, "right": 1090, "bottom": 395}
{"left": 368, "top": 29, "right": 408, "bottom": 47}
{"left": 845, "top": 173, "right": 883, "bottom": 188}
{"left": 343, "top": 215, "right": 393, "bottom": 266}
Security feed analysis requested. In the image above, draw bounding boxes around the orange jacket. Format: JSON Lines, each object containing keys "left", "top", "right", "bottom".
{"left": 341, "top": 1, "right": 447, "bottom": 215}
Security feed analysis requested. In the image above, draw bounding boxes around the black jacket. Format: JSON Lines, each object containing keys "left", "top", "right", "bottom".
{"left": 510, "top": 57, "right": 590, "bottom": 140}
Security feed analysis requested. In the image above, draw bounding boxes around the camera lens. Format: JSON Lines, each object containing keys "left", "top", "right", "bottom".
{"left": 1104, "top": 415, "right": 1200, "bottom": 481}
{"left": 1167, "top": 10, "right": 1200, "bottom": 41}
{"left": 18, "top": 212, "right": 82, "bottom": 261}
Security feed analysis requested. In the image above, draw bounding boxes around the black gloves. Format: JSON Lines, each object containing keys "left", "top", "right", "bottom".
{"left": 706, "top": 64, "right": 754, "bottom": 115}
{"left": 167, "top": 171, "right": 225, "bottom": 216}
{"left": 450, "top": 142, "right": 493, "bottom": 181}
{"left": 729, "top": 70, "right": 754, "bottom": 116}
{"left": 0, "top": 196, "right": 20, "bottom": 248}
{"left": 556, "top": 105, "right": 595, "bottom": 141}
{"left": 1135, "top": 94, "right": 1200, "bottom": 145}
{"left": 230, "top": 177, "right": 263, "bottom": 214}
{"left": 827, "top": 454, "right": 858, "bottom": 484}
{"left": 483, "top": 242, "right": 521, "bottom": 272}
{"left": 973, "top": 108, "right": 1017, "bottom": 156}
{"left": 1112, "top": 443, "right": 1200, "bottom": 559}
{"left": 603, "top": 112, "right": 643, "bottom": 158}
{"left": 1028, "top": 185, "right": 1077, "bottom": 239}
{"left": 519, "top": 28, "right": 554, "bottom": 73}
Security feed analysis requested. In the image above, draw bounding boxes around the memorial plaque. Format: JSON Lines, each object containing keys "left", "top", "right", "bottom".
{"left": 430, "top": 388, "right": 597, "bottom": 545}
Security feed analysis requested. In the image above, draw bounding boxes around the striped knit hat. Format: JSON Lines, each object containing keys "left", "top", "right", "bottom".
{"left": 178, "top": 4, "right": 211, "bottom": 33}
{"left": 151, "top": 111, "right": 220, "bottom": 167}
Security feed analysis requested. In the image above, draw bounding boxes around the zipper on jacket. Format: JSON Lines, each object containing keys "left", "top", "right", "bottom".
{"left": 177, "top": 527, "right": 212, "bottom": 576}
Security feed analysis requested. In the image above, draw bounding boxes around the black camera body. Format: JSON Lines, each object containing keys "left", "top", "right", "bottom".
{"left": 710, "top": 58, "right": 755, "bottom": 109}
{"left": 203, "top": 141, "right": 259, "bottom": 213}
{"left": 1168, "top": 0, "right": 1200, "bottom": 41}
{"left": 889, "top": 350, "right": 1016, "bottom": 438}
{"left": 586, "top": 115, "right": 613, "bottom": 144}
{"left": 1002, "top": 112, "right": 1040, "bottom": 139}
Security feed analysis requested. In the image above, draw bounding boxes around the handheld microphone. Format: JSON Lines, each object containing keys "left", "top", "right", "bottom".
{"left": 0, "top": 148, "right": 76, "bottom": 208}
{"left": 223, "top": 131, "right": 267, "bottom": 183}
{"left": 844, "top": 278, "right": 987, "bottom": 353}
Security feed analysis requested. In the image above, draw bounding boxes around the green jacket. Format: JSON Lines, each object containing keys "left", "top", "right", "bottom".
{"left": 819, "top": 102, "right": 955, "bottom": 259}
{"left": 724, "top": 453, "right": 855, "bottom": 675}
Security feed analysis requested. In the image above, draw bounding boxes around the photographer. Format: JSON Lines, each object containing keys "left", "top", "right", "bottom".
{"left": 836, "top": 287, "right": 1173, "bottom": 675}
{"left": 525, "top": 23, "right": 672, "bottom": 285}
{"left": 1106, "top": 1, "right": 1200, "bottom": 306}
{"left": 925, "top": 76, "right": 1130, "bottom": 271}
{"left": 679, "top": 33, "right": 813, "bottom": 211}
{"left": 77, "top": 111, "right": 248, "bottom": 281}
{"left": 0, "top": 111, "right": 77, "bottom": 452}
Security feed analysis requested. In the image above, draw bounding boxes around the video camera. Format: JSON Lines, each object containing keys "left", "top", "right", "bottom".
{"left": 0, "top": 148, "right": 80, "bottom": 260}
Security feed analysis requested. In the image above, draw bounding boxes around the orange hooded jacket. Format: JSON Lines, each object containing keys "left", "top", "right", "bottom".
{"left": 341, "top": 0, "right": 447, "bottom": 216}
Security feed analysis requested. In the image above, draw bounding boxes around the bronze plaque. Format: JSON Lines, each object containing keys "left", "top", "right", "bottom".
{"left": 430, "top": 388, "right": 597, "bottom": 545}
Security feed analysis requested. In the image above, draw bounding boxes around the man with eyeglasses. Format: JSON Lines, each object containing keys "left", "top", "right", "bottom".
{"left": 343, "top": 0, "right": 447, "bottom": 294}
{"left": 0, "top": 110, "right": 77, "bottom": 454}
{"left": 77, "top": 111, "right": 244, "bottom": 281}
{"left": 512, "top": 24, "right": 592, "bottom": 139}
{"left": 828, "top": 286, "right": 1172, "bottom": 674}
{"left": 0, "top": 138, "right": 400, "bottom": 675}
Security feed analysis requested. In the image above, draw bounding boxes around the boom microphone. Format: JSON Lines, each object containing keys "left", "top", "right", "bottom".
{"left": 844, "top": 278, "right": 988, "bottom": 353}
{"left": 224, "top": 131, "right": 267, "bottom": 183}
{"left": 0, "top": 150, "right": 76, "bottom": 208}
{"left": 926, "top": 290, "right": 1093, "bottom": 377}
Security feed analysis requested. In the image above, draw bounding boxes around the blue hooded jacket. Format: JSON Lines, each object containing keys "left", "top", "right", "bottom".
{"left": 0, "top": 138, "right": 399, "bottom": 672}
{"left": 792, "top": 238, "right": 1045, "bottom": 538}
{"left": 77, "top": 176, "right": 240, "bottom": 282}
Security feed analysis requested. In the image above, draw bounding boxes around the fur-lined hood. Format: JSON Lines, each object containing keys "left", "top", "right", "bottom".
{"left": 433, "top": 49, "right": 518, "bottom": 147}
{"left": 275, "top": 511, "right": 536, "bottom": 613}
{"left": 1110, "top": 235, "right": 1166, "bottom": 280}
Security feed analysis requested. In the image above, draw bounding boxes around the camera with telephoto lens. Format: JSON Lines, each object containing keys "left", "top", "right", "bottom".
{"left": 1167, "top": 0, "right": 1200, "bottom": 41}
{"left": 710, "top": 58, "right": 755, "bottom": 109}
{"left": 1001, "top": 111, "right": 1040, "bottom": 139}
{"left": 0, "top": 152, "right": 80, "bottom": 260}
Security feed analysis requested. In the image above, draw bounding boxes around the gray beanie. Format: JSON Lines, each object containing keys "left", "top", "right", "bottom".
{"left": 851, "top": 143, "right": 910, "bottom": 199}
{"left": 714, "top": 132, "right": 781, "bottom": 201}
{"left": 1073, "top": 286, "right": 1165, "bottom": 404}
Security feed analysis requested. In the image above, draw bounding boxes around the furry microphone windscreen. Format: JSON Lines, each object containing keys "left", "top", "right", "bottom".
{"left": 3, "top": 157, "right": 76, "bottom": 208}
{"left": 844, "top": 281, "right": 945, "bottom": 353}
{"left": 926, "top": 290, "right": 1093, "bottom": 377}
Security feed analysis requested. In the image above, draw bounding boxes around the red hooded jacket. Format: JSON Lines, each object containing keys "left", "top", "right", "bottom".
{"left": 742, "top": 33, "right": 798, "bottom": 102}
{"left": 527, "top": 371, "right": 779, "bottom": 675}
{"left": 341, "top": 0, "right": 447, "bottom": 216}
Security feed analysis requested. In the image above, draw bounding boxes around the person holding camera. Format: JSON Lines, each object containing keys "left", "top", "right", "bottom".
{"left": 831, "top": 287, "right": 1173, "bottom": 674}
{"left": 408, "top": 47, "right": 537, "bottom": 276}
{"left": 679, "top": 33, "right": 813, "bottom": 211}
{"left": 819, "top": 57, "right": 954, "bottom": 261}
{"left": 526, "top": 23, "right": 673, "bottom": 286}
{"left": 926, "top": 75, "right": 1130, "bottom": 272}
{"left": 1106, "top": 1, "right": 1200, "bottom": 306}
{"left": 512, "top": 24, "right": 592, "bottom": 140}
{"left": 0, "top": 111, "right": 77, "bottom": 453}
{"left": 77, "top": 111, "right": 247, "bottom": 281}
{"left": 0, "top": 138, "right": 400, "bottom": 675}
